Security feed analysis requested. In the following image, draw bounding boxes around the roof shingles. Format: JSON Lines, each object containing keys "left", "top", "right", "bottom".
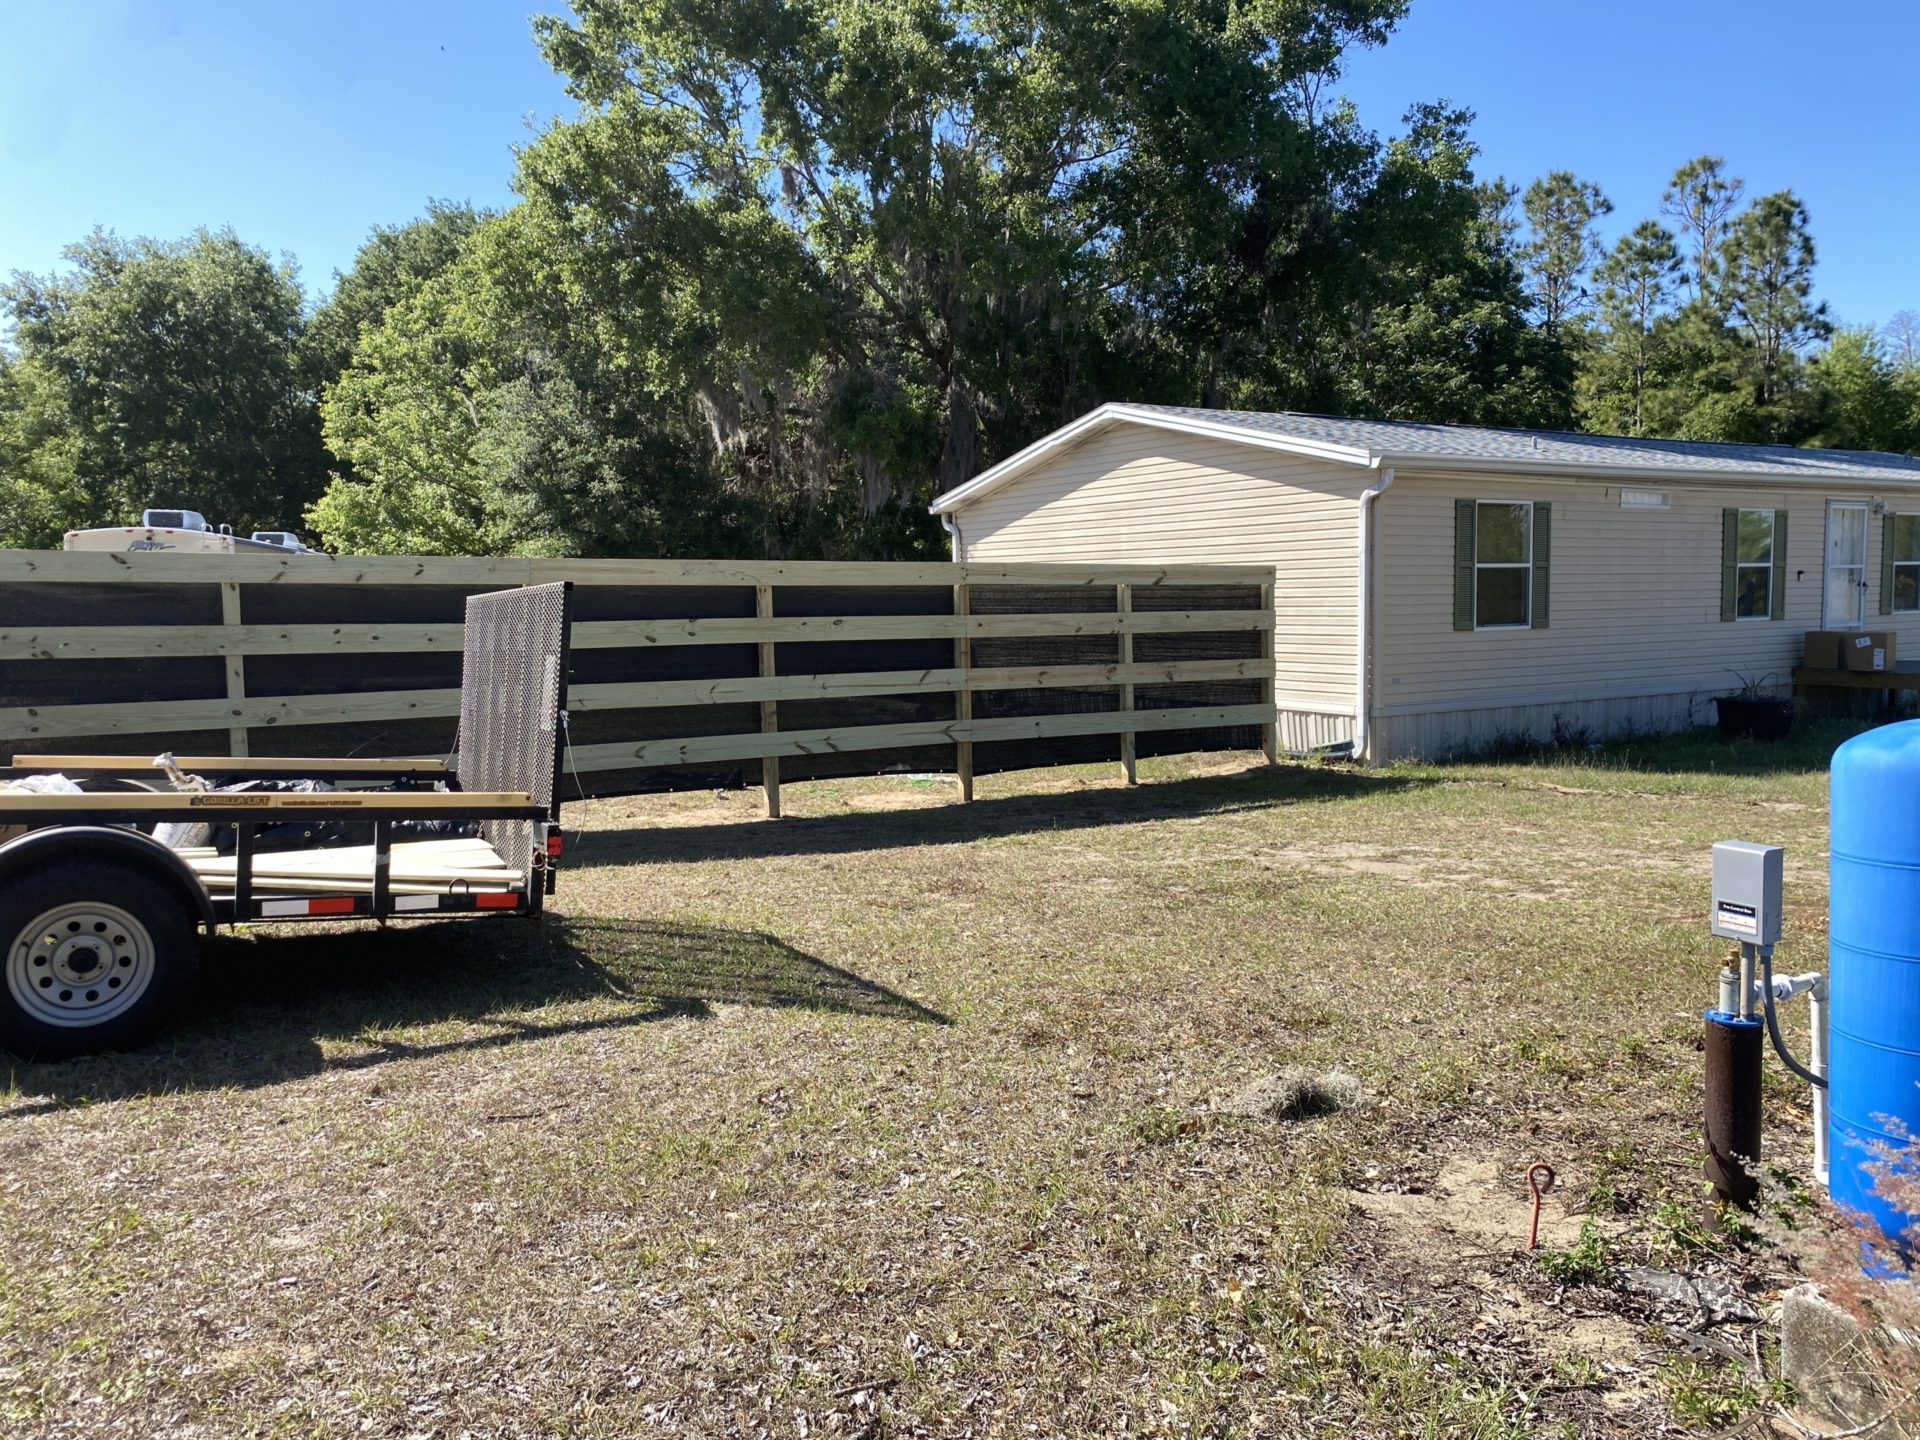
{"left": 1124, "top": 405, "right": 1920, "bottom": 482}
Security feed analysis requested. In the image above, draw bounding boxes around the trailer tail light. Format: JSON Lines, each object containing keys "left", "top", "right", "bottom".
{"left": 546, "top": 828, "right": 564, "bottom": 859}
{"left": 475, "top": 891, "right": 520, "bottom": 909}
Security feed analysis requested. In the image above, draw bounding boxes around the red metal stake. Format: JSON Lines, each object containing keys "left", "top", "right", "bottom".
{"left": 1526, "top": 1162, "right": 1556, "bottom": 1249}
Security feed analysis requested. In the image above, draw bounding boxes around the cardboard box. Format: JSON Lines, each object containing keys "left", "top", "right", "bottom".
{"left": 1844, "top": 631, "right": 1898, "bottom": 672}
{"left": 1804, "top": 632, "right": 1846, "bottom": 669}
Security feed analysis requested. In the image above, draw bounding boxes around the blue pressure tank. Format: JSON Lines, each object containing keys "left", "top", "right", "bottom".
{"left": 1830, "top": 720, "right": 1920, "bottom": 1243}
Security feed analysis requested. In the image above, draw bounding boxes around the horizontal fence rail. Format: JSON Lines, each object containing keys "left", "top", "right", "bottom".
{"left": 0, "top": 551, "right": 1279, "bottom": 804}
{"left": 0, "top": 610, "right": 1274, "bottom": 661}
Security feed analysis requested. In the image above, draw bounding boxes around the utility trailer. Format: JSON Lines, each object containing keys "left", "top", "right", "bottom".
{"left": 0, "top": 583, "right": 572, "bottom": 1058}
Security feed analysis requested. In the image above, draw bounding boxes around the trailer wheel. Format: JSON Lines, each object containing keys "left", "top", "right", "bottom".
{"left": 0, "top": 863, "right": 199, "bottom": 1059}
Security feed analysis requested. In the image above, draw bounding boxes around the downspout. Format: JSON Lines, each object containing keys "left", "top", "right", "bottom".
{"left": 939, "top": 511, "right": 962, "bottom": 561}
{"left": 1353, "top": 467, "right": 1393, "bottom": 763}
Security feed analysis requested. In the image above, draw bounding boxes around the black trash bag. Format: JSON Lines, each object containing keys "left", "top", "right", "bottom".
{"left": 210, "top": 780, "right": 354, "bottom": 854}
{"left": 390, "top": 817, "right": 482, "bottom": 841}
{"left": 208, "top": 780, "right": 479, "bottom": 854}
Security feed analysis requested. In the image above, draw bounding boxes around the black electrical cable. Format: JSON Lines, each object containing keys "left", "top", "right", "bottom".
{"left": 1761, "top": 949, "right": 1828, "bottom": 1090}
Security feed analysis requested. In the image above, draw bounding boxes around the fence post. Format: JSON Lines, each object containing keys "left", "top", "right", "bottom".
{"left": 755, "top": 583, "right": 780, "bottom": 818}
{"left": 221, "top": 581, "right": 248, "bottom": 758}
{"left": 954, "top": 580, "right": 974, "bottom": 801}
{"left": 1260, "top": 579, "right": 1277, "bottom": 765}
{"left": 1117, "top": 583, "right": 1136, "bottom": 785}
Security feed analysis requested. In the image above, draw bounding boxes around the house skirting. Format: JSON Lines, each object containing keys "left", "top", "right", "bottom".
{"left": 1359, "top": 689, "right": 1720, "bottom": 761}
{"left": 1274, "top": 708, "right": 1357, "bottom": 755}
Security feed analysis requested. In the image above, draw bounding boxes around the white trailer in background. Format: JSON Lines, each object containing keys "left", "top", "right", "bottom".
{"left": 63, "top": 508, "right": 317, "bottom": 555}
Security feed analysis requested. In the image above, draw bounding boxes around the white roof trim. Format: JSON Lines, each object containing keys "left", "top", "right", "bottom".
{"left": 1366, "top": 451, "right": 1908, "bottom": 486}
{"left": 930, "top": 405, "right": 1920, "bottom": 515}
{"left": 929, "top": 403, "right": 1375, "bottom": 514}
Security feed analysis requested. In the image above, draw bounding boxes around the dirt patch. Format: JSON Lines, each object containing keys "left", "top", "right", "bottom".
{"left": 1350, "top": 1151, "right": 1650, "bottom": 1375}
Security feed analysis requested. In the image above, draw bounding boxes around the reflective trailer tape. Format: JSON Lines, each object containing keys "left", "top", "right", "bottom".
{"left": 393, "top": 894, "right": 439, "bottom": 912}
{"left": 475, "top": 891, "right": 521, "bottom": 909}
{"left": 257, "top": 896, "right": 358, "bottom": 918}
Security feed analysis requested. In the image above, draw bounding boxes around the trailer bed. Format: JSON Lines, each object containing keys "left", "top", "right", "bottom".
{"left": 0, "top": 788, "right": 550, "bottom": 921}
{"left": 0, "top": 580, "right": 573, "bottom": 1056}
{"left": 178, "top": 837, "right": 521, "bottom": 895}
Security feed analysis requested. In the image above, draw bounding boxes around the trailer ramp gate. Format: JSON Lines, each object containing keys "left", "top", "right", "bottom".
{"left": 457, "top": 581, "right": 572, "bottom": 892}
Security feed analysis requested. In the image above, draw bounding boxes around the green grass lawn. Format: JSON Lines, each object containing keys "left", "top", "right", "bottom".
{"left": 0, "top": 719, "right": 1878, "bottom": 1438}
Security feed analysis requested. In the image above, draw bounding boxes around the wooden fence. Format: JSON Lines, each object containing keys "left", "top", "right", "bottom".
{"left": 0, "top": 551, "right": 1277, "bottom": 810}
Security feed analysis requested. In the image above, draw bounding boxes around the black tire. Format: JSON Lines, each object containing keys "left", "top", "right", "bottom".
{"left": 0, "top": 862, "right": 200, "bottom": 1059}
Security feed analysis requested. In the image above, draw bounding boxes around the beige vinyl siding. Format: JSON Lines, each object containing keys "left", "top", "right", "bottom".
{"left": 955, "top": 425, "right": 1369, "bottom": 727}
{"left": 1370, "top": 471, "right": 1920, "bottom": 754}
{"left": 945, "top": 416, "right": 1920, "bottom": 761}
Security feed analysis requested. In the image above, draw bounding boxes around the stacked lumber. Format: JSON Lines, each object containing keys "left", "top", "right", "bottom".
{"left": 183, "top": 838, "right": 520, "bottom": 895}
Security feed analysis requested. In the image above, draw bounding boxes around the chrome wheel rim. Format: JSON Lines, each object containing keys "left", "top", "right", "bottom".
{"left": 7, "top": 901, "right": 156, "bottom": 1028}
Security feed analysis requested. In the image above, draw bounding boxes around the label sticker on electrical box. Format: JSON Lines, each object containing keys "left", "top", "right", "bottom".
{"left": 1716, "top": 900, "right": 1759, "bottom": 935}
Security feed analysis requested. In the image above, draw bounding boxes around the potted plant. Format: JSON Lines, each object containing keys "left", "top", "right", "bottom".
{"left": 1715, "top": 672, "right": 1793, "bottom": 740}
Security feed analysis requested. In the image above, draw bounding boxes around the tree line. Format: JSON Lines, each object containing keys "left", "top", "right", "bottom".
{"left": 2, "top": 0, "right": 1915, "bottom": 559}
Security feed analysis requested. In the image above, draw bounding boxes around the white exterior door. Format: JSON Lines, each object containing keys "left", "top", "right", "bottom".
{"left": 1825, "top": 502, "right": 1869, "bottom": 629}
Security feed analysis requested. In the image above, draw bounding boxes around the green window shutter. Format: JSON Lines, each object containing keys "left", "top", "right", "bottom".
{"left": 1531, "top": 501, "right": 1551, "bottom": 629}
{"left": 1771, "top": 510, "right": 1787, "bottom": 620}
{"left": 1721, "top": 509, "right": 1738, "bottom": 622}
{"left": 1453, "top": 499, "right": 1475, "bottom": 631}
{"left": 1883, "top": 513, "right": 1896, "bottom": 615}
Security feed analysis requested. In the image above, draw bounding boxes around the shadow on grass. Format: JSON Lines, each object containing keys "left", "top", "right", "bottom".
{"left": 1, "top": 916, "right": 942, "bottom": 1111}
{"left": 1432, "top": 716, "right": 1895, "bottom": 780}
{"left": 570, "top": 757, "right": 1429, "bottom": 867}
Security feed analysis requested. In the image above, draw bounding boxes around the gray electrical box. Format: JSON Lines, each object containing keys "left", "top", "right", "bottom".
{"left": 1711, "top": 840, "right": 1784, "bottom": 945}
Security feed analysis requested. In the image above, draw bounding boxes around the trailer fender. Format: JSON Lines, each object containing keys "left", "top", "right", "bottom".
{"left": 0, "top": 827, "right": 216, "bottom": 935}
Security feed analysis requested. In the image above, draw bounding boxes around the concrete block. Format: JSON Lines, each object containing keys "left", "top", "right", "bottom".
{"left": 1780, "top": 1284, "right": 1916, "bottom": 1437}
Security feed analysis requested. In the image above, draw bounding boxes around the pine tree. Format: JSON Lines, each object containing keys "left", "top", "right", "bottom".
{"left": 1519, "top": 172, "right": 1612, "bottom": 327}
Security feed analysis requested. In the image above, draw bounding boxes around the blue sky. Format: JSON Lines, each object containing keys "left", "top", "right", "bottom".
{"left": 2, "top": 0, "right": 1915, "bottom": 330}
{"left": 1335, "top": 0, "right": 1920, "bottom": 331}
{"left": 0, "top": 2, "right": 570, "bottom": 299}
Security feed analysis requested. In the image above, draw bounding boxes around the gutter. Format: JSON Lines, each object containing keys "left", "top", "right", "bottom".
{"left": 939, "top": 511, "right": 963, "bottom": 561}
{"left": 1353, "top": 467, "right": 1393, "bottom": 763}
{"left": 1366, "top": 451, "right": 1920, "bottom": 489}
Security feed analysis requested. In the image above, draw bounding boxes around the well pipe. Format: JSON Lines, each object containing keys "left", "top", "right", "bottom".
{"left": 1704, "top": 955, "right": 1764, "bottom": 1212}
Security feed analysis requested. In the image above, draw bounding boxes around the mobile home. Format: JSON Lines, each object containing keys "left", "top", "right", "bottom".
{"left": 930, "top": 405, "right": 1920, "bottom": 761}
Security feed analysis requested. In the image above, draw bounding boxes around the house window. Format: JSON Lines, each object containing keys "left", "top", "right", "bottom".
{"left": 1476, "top": 502, "right": 1533, "bottom": 627}
{"left": 1733, "top": 510, "right": 1776, "bottom": 619}
{"left": 1893, "top": 515, "right": 1920, "bottom": 612}
{"left": 1454, "top": 499, "right": 1551, "bottom": 631}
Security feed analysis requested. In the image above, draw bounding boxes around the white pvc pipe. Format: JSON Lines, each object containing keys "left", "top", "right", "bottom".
{"left": 1763, "top": 969, "right": 1830, "bottom": 1188}
{"left": 1353, "top": 467, "right": 1394, "bottom": 763}
{"left": 1811, "top": 976, "right": 1830, "bottom": 1188}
